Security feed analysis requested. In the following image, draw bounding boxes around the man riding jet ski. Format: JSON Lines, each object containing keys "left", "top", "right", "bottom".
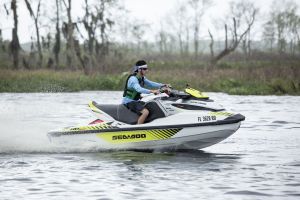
{"left": 122, "top": 60, "right": 170, "bottom": 124}
{"left": 48, "top": 85, "right": 245, "bottom": 151}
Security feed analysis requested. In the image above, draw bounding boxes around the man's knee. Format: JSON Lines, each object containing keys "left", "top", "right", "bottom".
{"left": 141, "top": 108, "right": 149, "bottom": 115}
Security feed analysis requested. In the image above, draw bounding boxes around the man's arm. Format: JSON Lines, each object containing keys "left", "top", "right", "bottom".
{"left": 128, "top": 76, "right": 151, "bottom": 94}
{"left": 144, "top": 77, "right": 164, "bottom": 89}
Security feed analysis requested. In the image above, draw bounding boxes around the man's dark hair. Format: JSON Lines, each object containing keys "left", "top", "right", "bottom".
{"left": 135, "top": 60, "right": 147, "bottom": 66}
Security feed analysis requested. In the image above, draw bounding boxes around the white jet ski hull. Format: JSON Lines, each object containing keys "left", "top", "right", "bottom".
{"left": 48, "top": 122, "right": 241, "bottom": 151}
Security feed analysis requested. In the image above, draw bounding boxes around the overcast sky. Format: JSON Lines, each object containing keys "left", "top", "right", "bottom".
{"left": 1, "top": 0, "right": 299, "bottom": 43}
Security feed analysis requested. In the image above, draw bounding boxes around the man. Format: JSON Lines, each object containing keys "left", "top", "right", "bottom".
{"left": 122, "top": 60, "right": 166, "bottom": 124}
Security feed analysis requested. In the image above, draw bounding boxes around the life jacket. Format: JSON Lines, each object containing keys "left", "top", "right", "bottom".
{"left": 123, "top": 73, "right": 145, "bottom": 100}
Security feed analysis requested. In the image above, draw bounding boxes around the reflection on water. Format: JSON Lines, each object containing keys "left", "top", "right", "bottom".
{"left": 87, "top": 150, "right": 241, "bottom": 165}
{"left": 0, "top": 92, "right": 300, "bottom": 199}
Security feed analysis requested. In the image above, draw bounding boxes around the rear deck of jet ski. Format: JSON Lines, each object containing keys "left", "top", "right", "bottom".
{"left": 92, "top": 101, "right": 166, "bottom": 125}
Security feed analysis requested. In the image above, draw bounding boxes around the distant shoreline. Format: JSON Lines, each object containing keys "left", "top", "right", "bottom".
{"left": 0, "top": 69, "right": 299, "bottom": 95}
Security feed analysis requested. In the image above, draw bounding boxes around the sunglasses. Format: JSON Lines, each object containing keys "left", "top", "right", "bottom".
{"left": 140, "top": 68, "right": 148, "bottom": 71}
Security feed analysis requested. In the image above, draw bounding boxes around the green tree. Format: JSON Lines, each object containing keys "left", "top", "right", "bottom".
{"left": 264, "top": 0, "right": 300, "bottom": 55}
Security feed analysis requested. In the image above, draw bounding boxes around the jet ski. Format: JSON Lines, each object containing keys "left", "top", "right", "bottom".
{"left": 48, "top": 87, "right": 245, "bottom": 151}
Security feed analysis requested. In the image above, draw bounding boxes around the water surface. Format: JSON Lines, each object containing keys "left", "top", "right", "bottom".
{"left": 0, "top": 92, "right": 299, "bottom": 199}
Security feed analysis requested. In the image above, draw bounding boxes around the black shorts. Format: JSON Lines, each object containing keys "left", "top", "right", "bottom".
{"left": 125, "top": 101, "right": 146, "bottom": 115}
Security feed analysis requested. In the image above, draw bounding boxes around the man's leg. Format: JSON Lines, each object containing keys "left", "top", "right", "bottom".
{"left": 137, "top": 108, "right": 149, "bottom": 124}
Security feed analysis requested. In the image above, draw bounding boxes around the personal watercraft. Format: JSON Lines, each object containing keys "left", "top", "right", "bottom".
{"left": 48, "top": 88, "right": 245, "bottom": 151}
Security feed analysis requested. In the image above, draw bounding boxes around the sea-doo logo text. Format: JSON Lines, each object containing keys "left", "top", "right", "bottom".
{"left": 112, "top": 134, "right": 146, "bottom": 140}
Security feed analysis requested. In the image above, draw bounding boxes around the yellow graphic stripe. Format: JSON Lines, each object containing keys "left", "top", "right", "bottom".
{"left": 96, "top": 128, "right": 181, "bottom": 144}
{"left": 209, "top": 111, "right": 233, "bottom": 117}
{"left": 88, "top": 101, "right": 102, "bottom": 114}
{"left": 66, "top": 123, "right": 112, "bottom": 132}
{"left": 185, "top": 88, "right": 208, "bottom": 98}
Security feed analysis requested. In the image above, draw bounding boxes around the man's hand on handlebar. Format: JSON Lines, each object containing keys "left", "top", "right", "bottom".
{"left": 159, "top": 87, "right": 171, "bottom": 95}
{"left": 150, "top": 89, "right": 160, "bottom": 95}
{"left": 151, "top": 84, "right": 172, "bottom": 95}
{"left": 164, "top": 84, "right": 172, "bottom": 88}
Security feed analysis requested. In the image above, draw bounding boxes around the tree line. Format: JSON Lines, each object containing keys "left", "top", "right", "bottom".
{"left": 0, "top": 0, "right": 300, "bottom": 74}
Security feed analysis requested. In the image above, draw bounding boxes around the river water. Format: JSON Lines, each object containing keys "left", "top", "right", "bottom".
{"left": 0, "top": 92, "right": 299, "bottom": 199}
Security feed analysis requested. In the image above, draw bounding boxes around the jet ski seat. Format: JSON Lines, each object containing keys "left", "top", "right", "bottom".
{"left": 92, "top": 101, "right": 166, "bottom": 125}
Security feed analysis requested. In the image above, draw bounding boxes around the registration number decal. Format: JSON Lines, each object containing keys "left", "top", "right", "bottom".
{"left": 198, "top": 116, "right": 216, "bottom": 122}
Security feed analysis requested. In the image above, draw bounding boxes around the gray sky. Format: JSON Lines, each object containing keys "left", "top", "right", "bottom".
{"left": 0, "top": 0, "right": 299, "bottom": 43}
